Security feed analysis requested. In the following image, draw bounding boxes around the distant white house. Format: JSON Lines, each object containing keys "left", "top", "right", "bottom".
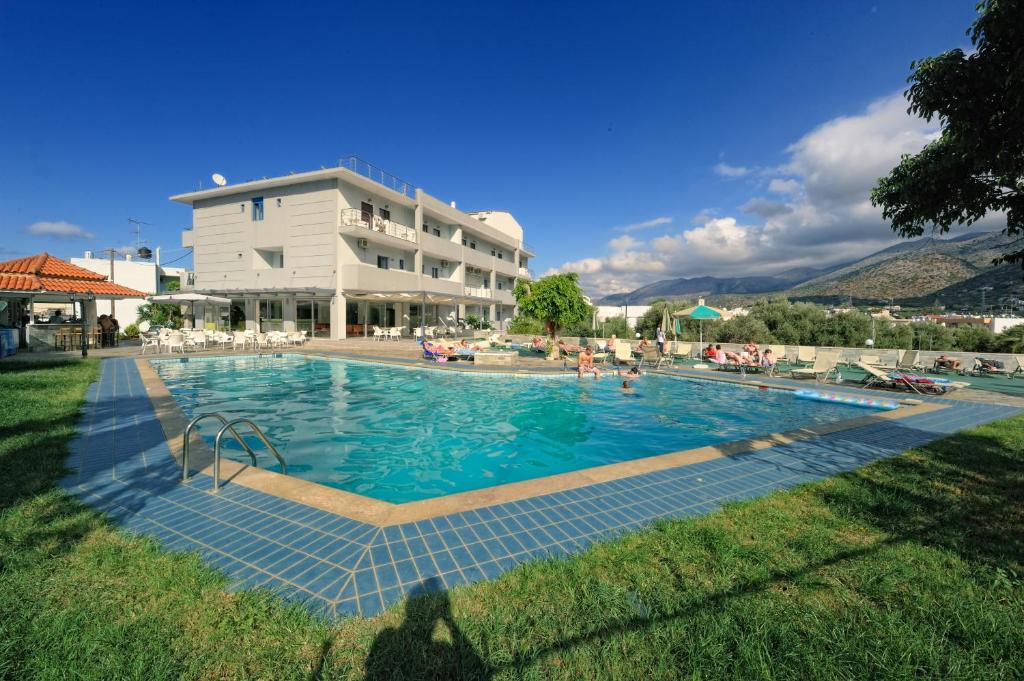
{"left": 70, "top": 249, "right": 191, "bottom": 325}
{"left": 596, "top": 305, "right": 651, "bottom": 329}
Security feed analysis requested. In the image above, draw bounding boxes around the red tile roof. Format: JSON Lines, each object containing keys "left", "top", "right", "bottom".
{"left": 0, "top": 253, "right": 148, "bottom": 297}
{"left": 0, "top": 252, "right": 108, "bottom": 280}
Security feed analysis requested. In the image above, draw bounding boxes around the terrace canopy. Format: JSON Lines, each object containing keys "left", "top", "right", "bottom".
{"left": 0, "top": 252, "right": 147, "bottom": 355}
{"left": 342, "top": 289, "right": 502, "bottom": 338}
{"left": 148, "top": 292, "right": 232, "bottom": 329}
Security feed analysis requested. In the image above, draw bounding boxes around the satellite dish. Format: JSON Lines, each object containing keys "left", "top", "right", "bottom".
{"left": 211, "top": 173, "right": 227, "bottom": 187}
{"left": 137, "top": 246, "right": 152, "bottom": 260}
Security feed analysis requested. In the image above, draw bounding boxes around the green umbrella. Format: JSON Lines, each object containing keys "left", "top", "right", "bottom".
{"left": 672, "top": 298, "right": 723, "bottom": 363}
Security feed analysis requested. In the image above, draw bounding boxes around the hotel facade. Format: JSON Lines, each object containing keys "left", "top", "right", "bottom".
{"left": 171, "top": 158, "right": 535, "bottom": 339}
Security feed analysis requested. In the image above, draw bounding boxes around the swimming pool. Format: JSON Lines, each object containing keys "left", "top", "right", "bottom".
{"left": 152, "top": 354, "right": 873, "bottom": 504}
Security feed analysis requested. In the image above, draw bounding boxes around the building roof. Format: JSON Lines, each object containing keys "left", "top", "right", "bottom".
{"left": 0, "top": 253, "right": 148, "bottom": 297}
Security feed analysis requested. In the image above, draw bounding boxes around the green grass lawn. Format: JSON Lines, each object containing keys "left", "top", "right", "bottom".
{"left": 1, "top": 359, "right": 1022, "bottom": 680}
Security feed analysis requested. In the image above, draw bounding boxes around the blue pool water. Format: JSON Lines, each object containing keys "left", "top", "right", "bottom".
{"left": 153, "top": 354, "right": 870, "bottom": 504}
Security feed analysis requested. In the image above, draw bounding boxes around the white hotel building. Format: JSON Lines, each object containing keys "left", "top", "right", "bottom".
{"left": 171, "top": 157, "right": 535, "bottom": 339}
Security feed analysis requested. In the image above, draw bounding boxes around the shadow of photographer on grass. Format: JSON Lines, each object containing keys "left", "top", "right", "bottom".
{"left": 364, "top": 577, "right": 491, "bottom": 680}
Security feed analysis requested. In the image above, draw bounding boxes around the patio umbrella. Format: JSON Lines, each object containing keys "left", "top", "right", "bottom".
{"left": 148, "top": 292, "right": 231, "bottom": 329}
{"left": 672, "top": 298, "right": 723, "bottom": 365}
{"left": 660, "top": 306, "right": 672, "bottom": 341}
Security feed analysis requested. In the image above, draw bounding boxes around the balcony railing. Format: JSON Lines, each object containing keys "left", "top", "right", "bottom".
{"left": 465, "top": 286, "right": 491, "bottom": 298}
{"left": 517, "top": 267, "right": 534, "bottom": 279}
{"left": 520, "top": 241, "right": 537, "bottom": 255}
{"left": 340, "top": 208, "right": 417, "bottom": 243}
{"left": 338, "top": 156, "right": 417, "bottom": 199}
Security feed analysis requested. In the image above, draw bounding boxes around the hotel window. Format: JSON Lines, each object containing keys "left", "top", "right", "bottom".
{"left": 431, "top": 267, "right": 439, "bottom": 279}
{"left": 379, "top": 207, "right": 391, "bottom": 221}
{"left": 497, "top": 281, "right": 503, "bottom": 290}
{"left": 422, "top": 223, "right": 429, "bottom": 233}
{"left": 377, "top": 255, "right": 389, "bottom": 270}
{"left": 276, "top": 198, "right": 282, "bottom": 207}
{"left": 398, "top": 258, "right": 405, "bottom": 270}
{"left": 491, "top": 249, "right": 496, "bottom": 256}
{"left": 252, "top": 197, "right": 264, "bottom": 221}
{"left": 497, "top": 252, "right": 503, "bottom": 260}
{"left": 433, "top": 228, "right": 441, "bottom": 237}
{"left": 461, "top": 238, "right": 467, "bottom": 246}
{"left": 469, "top": 242, "right": 476, "bottom": 250}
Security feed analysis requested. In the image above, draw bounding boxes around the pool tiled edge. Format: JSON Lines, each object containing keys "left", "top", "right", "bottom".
{"left": 62, "top": 357, "right": 1023, "bottom": 620}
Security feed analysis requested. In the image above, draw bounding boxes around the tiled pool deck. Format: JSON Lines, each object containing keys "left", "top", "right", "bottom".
{"left": 62, "top": 356, "right": 1021, "bottom": 620}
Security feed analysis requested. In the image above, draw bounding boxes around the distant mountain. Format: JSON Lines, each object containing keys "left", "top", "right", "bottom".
{"left": 597, "top": 231, "right": 1010, "bottom": 307}
{"left": 597, "top": 262, "right": 847, "bottom": 305}
{"left": 788, "top": 231, "right": 1011, "bottom": 300}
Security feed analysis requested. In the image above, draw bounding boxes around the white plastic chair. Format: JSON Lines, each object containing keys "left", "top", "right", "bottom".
{"left": 372, "top": 326, "right": 385, "bottom": 342}
{"left": 139, "top": 334, "right": 160, "bottom": 355}
{"left": 233, "top": 333, "right": 247, "bottom": 351}
{"left": 165, "top": 332, "right": 185, "bottom": 354}
{"left": 388, "top": 327, "right": 402, "bottom": 341}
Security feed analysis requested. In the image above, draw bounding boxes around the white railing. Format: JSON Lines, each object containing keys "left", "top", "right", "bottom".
{"left": 465, "top": 286, "right": 491, "bottom": 298}
{"left": 340, "top": 208, "right": 417, "bottom": 243}
{"left": 517, "top": 267, "right": 533, "bottom": 279}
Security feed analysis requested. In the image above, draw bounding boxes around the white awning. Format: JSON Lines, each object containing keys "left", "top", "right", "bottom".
{"left": 148, "top": 293, "right": 232, "bottom": 304}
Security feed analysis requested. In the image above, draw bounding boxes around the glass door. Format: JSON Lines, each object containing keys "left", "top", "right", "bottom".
{"left": 298, "top": 299, "right": 332, "bottom": 338}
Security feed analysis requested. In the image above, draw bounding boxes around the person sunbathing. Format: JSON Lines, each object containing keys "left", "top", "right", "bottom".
{"left": 606, "top": 335, "right": 617, "bottom": 352}
{"left": 423, "top": 340, "right": 456, "bottom": 358}
{"left": 577, "top": 347, "right": 601, "bottom": 379}
{"left": 760, "top": 348, "right": 777, "bottom": 375}
{"left": 558, "top": 339, "right": 584, "bottom": 353}
{"left": 933, "top": 354, "right": 961, "bottom": 371}
{"left": 743, "top": 341, "right": 760, "bottom": 362}
{"left": 455, "top": 340, "right": 478, "bottom": 356}
{"left": 637, "top": 338, "right": 651, "bottom": 351}
{"left": 530, "top": 336, "right": 546, "bottom": 352}
{"left": 711, "top": 345, "right": 728, "bottom": 364}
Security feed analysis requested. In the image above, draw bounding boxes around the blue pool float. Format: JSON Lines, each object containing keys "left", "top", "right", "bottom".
{"left": 794, "top": 389, "right": 898, "bottom": 411}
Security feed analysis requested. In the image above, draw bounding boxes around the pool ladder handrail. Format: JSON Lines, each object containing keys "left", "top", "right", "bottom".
{"left": 181, "top": 414, "right": 287, "bottom": 492}
{"left": 213, "top": 418, "right": 287, "bottom": 492}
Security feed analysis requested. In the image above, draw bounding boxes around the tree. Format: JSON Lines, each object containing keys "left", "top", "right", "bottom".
{"left": 513, "top": 273, "right": 590, "bottom": 357}
{"left": 995, "top": 324, "right": 1024, "bottom": 353}
{"left": 635, "top": 300, "right": 684, "bottom": 339}
{"left": 872, "top": 0, "right": 1023, "bottom": 268}
{"left": 598, "top": 315, "right": 632, "bottom": 340}
{"left": 953, "top": 324, "right": 996, "bottom": 352}
{"left": 507, "top": 315, "right": 545, "bottom": 335}
{"left": 716, "top": 315, "right": 774, "bottom": 344}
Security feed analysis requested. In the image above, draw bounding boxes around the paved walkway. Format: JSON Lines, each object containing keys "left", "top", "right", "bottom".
{"left": 61, "top": 356, "right": 1020, "bottom": 620}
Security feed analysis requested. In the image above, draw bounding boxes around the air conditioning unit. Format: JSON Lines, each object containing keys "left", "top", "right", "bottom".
{"left": 440, "top": 260, "right": 449, "bottom": 268}
{"left": 357, "top": 238, "right": 369, "bottom": 249}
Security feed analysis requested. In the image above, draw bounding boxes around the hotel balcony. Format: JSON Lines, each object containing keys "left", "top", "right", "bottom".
{"left": 493, "top": 257, "right": 517, "bottom": 277}
{"left": 517, "top": 267, "right": 534, "bottom": 279}
{"left": 339, "top": 208, "right": 417, "bottom": 246}
{"left": 419, "top": 231, "right": 462, "bottom": 261}
{"left": 341, "top": 263, "right": 420, "bottom": 292}
{"left": 494, "top": 289, "right": 516, "bottom": 306}
{"left": 464, "top": 285, "right": 491, "bottom": 299}
{"left": 463, "top": 247, "right": 493, "bottom": 270}
{"left": 423, "top": 277, "right": 463, "bottom": 296}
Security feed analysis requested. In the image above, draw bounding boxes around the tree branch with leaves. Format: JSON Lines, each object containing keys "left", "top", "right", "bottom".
{"left": 512, "top": 273, "right": 590, "bottom": 358}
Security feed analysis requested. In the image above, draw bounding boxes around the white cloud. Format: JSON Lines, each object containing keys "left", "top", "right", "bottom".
{"left": 613, "top": 216, "right": 672, "bottom": 233}
{"left": 25, "top": 220, "right": 95, "bottom": 239}
{"left": 551, "top": 93, "right": 941, "bottom": 296}
{"left": 768, "top": 178, "right": 800, "bottom": 195}
{"left": 713, "top": 162, "right": 751, "bottom": 177}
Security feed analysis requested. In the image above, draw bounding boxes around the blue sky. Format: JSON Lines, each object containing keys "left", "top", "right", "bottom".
{"left": 0, "top": 1, "right": 981, "bottom": 293}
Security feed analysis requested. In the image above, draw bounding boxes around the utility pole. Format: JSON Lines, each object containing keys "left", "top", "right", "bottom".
{"left": 99, "top": 247, "right": 119, "bottom": 315}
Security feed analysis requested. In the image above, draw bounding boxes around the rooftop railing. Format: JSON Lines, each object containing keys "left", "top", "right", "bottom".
{"left": 340, "top": 208, "right": 417, "bottom": 243}
{"left": 338, "top": 156, "right": 417, "bottom": 199}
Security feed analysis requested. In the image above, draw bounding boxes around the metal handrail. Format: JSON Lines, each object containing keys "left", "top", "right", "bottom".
{"left": 340, "top": 208, "right": 417, "bottom": 243}
{"left": 213, "top": 418, "right": 288, "bottom": 492}
{"left": 338, "top": 156, "right": 417, "bottom": 198}
{"left": 182, "top": 413, "right": 258, "bottom": 481}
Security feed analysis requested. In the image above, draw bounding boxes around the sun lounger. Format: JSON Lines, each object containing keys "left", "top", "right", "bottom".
{"left": 971, "top": 357, "right": 1011, "bottom": 377}
{"left": 859, "top": 354, "right": 882, "bottom": 367}
{"left": 639, "top": 346, "right": 665, "bottom": 369}
{"left": 669, "top": 342, "right": 693, "bottom": 364}
{"left": 1012, "top": 355, "right": 1024, "bottom": 379}
{"left": 896, "top": 349, "right": 922, "bottom": 371}
{"left": 769, "top": 345, "right": 788, "bottom": 363}
{"left": 791, "top": 350, "right": 840, "bottom": 382}
{"left": 858, "top": 362, "right": 968, "bottom": 394}
{"left": 614, "top": 343, "right": 635, "bottom": 366}
{"left": 795, "top": 346, "right": 816, "bottom": 366}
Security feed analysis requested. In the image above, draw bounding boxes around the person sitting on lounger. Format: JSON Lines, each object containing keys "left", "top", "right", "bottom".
{"left": 711, "top": 344, "right": 728, "bottom": 364}
{"left": 703, "top": 343, "right": 717, "bottom": 360}
{"left": 606, "top": 335, "right": 617, "bottom": 352}
{"left": 760, "top": 348, "right": 777, "bottom": 376}
{"left": 577, "top": 347, "right": 601, "bottom": 379}
{"left": 933, "top": 354, "right": 961, "bottom": 371}
{"left": 743, "top": 340, "right": 760, "bottom": 363}
{"left": 636, "top": 338, "right": 651, "bottom": 352}
{"left": 530, "top": 336, "right": 546, "bottom": 353}
{"left": 423, "top": 340, "right": 456, "bottom": 359}
{"left": 725, "top": 350, "right": 753, "bottom": 365}
{"left": 977, "top": 357, "right": 1004, "bottom": 372}
{"left": 454, "top": 340, "right": 479, "bottom": 356}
